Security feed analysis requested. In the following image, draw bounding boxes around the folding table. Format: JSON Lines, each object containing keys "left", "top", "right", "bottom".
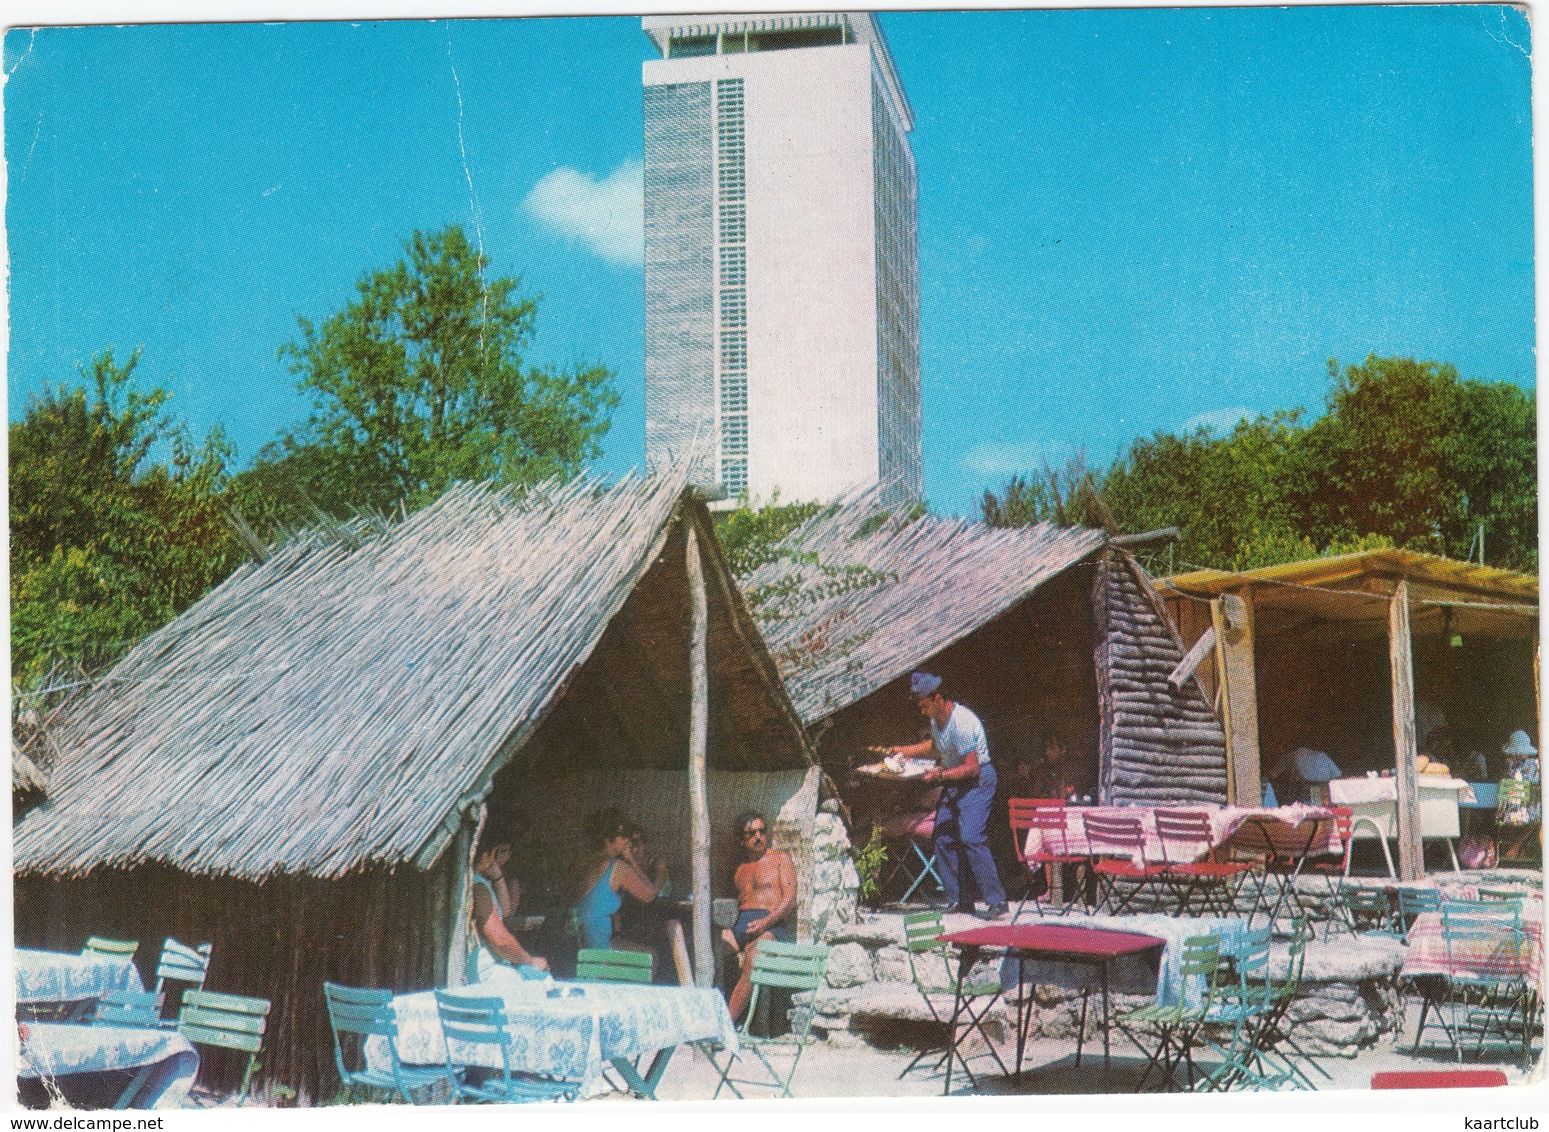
{"left": 362, "top": 976, "right": 738, "bottom": 1099}
{"left": 15, "top": 948, "right": 144, "bottom": 1009}
{"left": 17, "top": 1022, "right": 199, "bottom": 1108}
{"left": 1400, "top": 900, "right": 1543, "bottom": 1063}
{"left": 854, "top": 763, "right": 943, "bottom": 901}
{"left": 937, "top": 923, "right": 1165, "bottom": 1095}
{"left": 1222, "top": 812, "right": 1333, "bottom": 932}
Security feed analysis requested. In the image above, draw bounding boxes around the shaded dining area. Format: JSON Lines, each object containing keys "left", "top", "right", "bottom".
{"left": 927, "top": 786, "right": 1543, "bottom": 1094}
{"left": 1156, "top": 548, "right": 1539, "bottom": 880}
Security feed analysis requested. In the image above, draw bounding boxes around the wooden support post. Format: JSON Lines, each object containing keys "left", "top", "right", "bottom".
{"left": 666, "top": 919, "right": 694, "bottom": 988}
{"left": 1213, "top": 591, "right": 1261, "bottom": 808}
{"left": 686, "top": 522, "right": 714, "bottom": 987}
{"left": 445, "top": 807, "right": 480, "bottom": 988}
{"left": 1389, "top": 580, "right": 1424, "bottom": 881}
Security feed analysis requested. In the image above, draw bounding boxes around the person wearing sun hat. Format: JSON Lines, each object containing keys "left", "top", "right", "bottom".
{"left": 1496, "top": 729, "right": 1540, "bottom": 834}
{"left": 1501, "top": 729, "right": 1539, "bottom": 780}
{"left": 886, "top": 671, "right": 1008, "bottom": 919}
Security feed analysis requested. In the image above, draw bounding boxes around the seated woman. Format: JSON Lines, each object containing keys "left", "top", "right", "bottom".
{"left": 468, "top": 820, "right": 548, "bottom": 985}
{"left": 573, "top": 808, "right": 668, "bottom": 958}
{"left": 616, "top": 822, "right": 672, "bottom": 922}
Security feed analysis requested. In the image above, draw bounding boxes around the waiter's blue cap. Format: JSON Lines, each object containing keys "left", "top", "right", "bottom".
{"left": 910, "top": 671, "right": 943, "bottom": 698}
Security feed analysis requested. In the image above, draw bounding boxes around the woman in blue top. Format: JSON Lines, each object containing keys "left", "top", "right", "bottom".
{"left": 574, "top": 808, "right": 668, "bottom": 953}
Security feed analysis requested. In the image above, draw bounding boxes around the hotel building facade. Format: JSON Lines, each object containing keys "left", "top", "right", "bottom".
{"left": 642, "top": 12, "right": 921, "bottom": 506}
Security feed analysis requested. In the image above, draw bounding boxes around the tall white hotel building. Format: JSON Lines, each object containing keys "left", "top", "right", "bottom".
{"left": 642, "top": 12, "right": 922, "bottom": 506}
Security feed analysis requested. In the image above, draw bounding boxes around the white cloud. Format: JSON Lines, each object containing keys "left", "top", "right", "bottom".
{"left": 962, "top": 438, "right": 1061, "bottom": 478}
{"left": 522, "top": 159, "right": 643, "bottom": 266}
{"left": 1181, "top": 406, "right": 1256, "bottom": 436}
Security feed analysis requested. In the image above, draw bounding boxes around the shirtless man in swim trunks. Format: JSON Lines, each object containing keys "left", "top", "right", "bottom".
{"left": 723, "top": 810, "right": 796, "bottom": 1022}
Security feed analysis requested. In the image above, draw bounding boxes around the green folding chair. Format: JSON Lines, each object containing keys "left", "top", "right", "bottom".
{"left": 153, "top": 939, "right": 212, "bottom": 1028}
{"left": 177, "top": 988, "right": 271, "bottom": 1103}
{"left": 1114, "top": 933, "right": 1222, "bottom": 1092}
{"left": 896, "top": 909, "right": 1008, "bottom": 1087}
{"left": 712, "top": 940, "right": 829, "bottom": 1099}
{"left": 1335, "top": 886, "right": 1399, "bottom": 941}
{"left": 323, "top": 982, "right": 454, "bottom": 1104}
{"left": 575, "top": 947, "right": 655, "bottom": 1093}
{"left": 1478, "top": 887, "right": 1528, "bottom": 906}
{"left": 1437, "top": 901, "right": 1535, "bottom": 1067}
{"left": 1249, "top": 917, "right": 1330, "bottom": 1087}
{"left": 575, "top": 948, "right": 653, "bottom": 984}
{"left": 1395, "top": 887, "right": 1442, "bottom": 934}
{"left": 1195, "top": 926, "right": 1304, "bottom": 1092}
{"left": 82, "top": 937, "right": 139, "bottom": 960}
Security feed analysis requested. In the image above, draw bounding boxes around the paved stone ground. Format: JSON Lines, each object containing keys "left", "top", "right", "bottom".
{"left": 592, "top": 996, "right": 1543, "bottom": 1104}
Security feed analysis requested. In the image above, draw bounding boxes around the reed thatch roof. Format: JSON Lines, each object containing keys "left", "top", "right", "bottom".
{"left": 12, "top": 745, "right": 48, "bottom": 796}
{"left": 15, "top": 473, "right": 806, "bottom": 881}
{"left": 745, "top": 491, "right": 1109, "bottom": 723}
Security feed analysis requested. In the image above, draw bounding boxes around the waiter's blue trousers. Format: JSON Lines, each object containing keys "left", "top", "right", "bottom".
{"left": 933, "top": 763, "right": 1006, "bottom": 909}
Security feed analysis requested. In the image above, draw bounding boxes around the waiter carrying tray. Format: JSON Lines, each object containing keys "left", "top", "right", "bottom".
{"left": 886, "top": 672, "right": 1008, "bottom": 919}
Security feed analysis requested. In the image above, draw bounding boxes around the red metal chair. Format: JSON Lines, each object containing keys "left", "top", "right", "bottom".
{"left": 1008, "top": 798, "right": 1086, "bottom": 919}
{"left": 1153, "top": 809, "right": 1254, "bottom": 916}
{"left": 1297, "top": 806, "right": 1359, "bottom": 939}
{"left": 1081, "top": 813, "right": 1169, "bottom": 915}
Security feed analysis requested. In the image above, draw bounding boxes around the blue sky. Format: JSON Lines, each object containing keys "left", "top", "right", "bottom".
{"left": 4, "top": 4, "right": 1535, "bottom": 518}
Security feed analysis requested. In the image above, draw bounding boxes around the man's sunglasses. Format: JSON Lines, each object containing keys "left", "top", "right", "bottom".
{"left": 742, "top": 826, "right": 767, "bottom": 839}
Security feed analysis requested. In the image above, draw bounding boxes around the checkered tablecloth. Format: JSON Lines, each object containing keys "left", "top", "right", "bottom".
{"left": 1401, "top": 901, "right": 1544, "bottom": 988}
{"left": 15, "top": 949, "right": 143, "bottom": 1006}
{"left": 1022, "top": 804, "right": 1341, "bottom": 866}
{"left": 363, "top": 974, "right": 738, "bottom": 1097}
{"left": 18, "top": 1023, "right": 198, "bottom": 1108}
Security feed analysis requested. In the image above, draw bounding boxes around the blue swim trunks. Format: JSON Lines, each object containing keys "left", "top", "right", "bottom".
{"left": 732, "top": 908, "right": 792, "bottom": 949}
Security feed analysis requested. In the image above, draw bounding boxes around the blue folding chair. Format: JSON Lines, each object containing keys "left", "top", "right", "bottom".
{"left": 433, "top": 991, "right": 580, "bottom": 1104}
{"left": 323, "top": 982, "right": 454, "bottom": 1105}
{"left": 881, "top": 810, "right": 943, "bottom": 902}
{"left": 152, "top": 939, "right": 212, "bottom": 1028}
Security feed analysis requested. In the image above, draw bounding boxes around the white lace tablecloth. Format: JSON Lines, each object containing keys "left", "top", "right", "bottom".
{"left": 364, "top": 974, "right": 738, "bottom": 1096}
{"left": 17, "top": 1023, "right": 198, "bottom": 1108}
{"left": 15, "top": 949, "right": 143, "bottom": 1005}
{"left": 999, "top": 913, "right": 1250, "bottom": 1008}
{"left": 1329, "top": 776, "right": 1476, "bottom": 806}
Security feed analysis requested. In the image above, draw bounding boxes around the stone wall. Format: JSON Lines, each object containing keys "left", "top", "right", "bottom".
{"left": 809, "top": 804, "right": 861, "bottom": 939}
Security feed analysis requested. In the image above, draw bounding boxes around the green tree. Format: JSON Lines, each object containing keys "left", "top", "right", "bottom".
{"left": 981, "top": 453, "right": 1108, "bottom": 529}
{"left": 1304, "top": 355, "right": 1536, "bottom": 570}
{"left": 263, "top": 225, "right": 617, "bottom": 521}
{"left": 9, "top": 349, "right": 240, "bottom": 683}
{"left": 1068, "top": 355, "right": 1534, "bottom": 574}
{"left": 1101, "top": 410, "right": 1317, "bottom": 571}
{"left": 713, "top": 493, "right": 825, "bottom": 577}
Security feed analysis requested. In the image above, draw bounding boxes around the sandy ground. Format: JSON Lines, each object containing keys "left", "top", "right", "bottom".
{"left": 591, "top": 996, "right": 1545, "bottom": 1109}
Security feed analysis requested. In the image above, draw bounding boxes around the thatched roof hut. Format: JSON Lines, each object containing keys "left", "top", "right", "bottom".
{"left": 14, "top": 473, "right": 812, "bottom": 1099}
{"left": 744, "top": 495, "right": 1230, "bottom": 848}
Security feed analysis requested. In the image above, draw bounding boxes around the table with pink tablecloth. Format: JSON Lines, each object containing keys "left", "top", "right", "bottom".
{"left": 1402, "top": 900, "right": 1544, "bottom": 988}
{"left": 1021, "top": 803, "right": 1341, "bottom": 866}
